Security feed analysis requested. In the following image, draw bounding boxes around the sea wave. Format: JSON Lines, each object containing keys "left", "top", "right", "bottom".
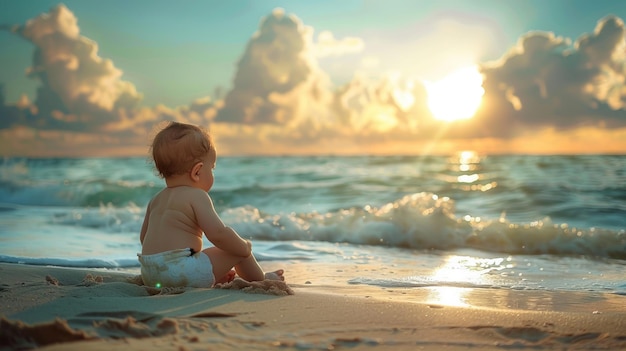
{"left": 0, "top": 178, "right": 158, "bottom": 207}
{"left": 4, "top": 191, "right": 622, "bottom": 260}
{"left": 0, "top": 256, "right": 140, "bottom": 269}
{"left": 2, "top": 188, "right": 624, "bottom": 260}
{"left": 2, "top": 155, "right": 625, "bottom": 261}
{"left": 220, "top": 192, "right": 626, "bottom": 260}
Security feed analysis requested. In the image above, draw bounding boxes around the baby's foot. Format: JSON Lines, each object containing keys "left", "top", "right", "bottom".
{"left": 215, "top": 269, "right": 237, "bottom": 284}
{"left": 264, "top": 269, "right": 285, "bottom": 281}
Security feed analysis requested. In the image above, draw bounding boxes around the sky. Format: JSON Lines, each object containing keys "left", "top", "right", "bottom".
{"left": 1, "top": 0, "right": 626, "bottom": 157}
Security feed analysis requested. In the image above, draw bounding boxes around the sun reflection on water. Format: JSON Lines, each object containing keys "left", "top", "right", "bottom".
{"left": 457, "top": 173, "right": 479, "bottom": 183}
{"left": 427, "top": 254, "right": 506, "bottom": 307}
{"left": 427, "top": 287, "right": 469, "bottom": 307}
{"left": 445, "top": 150, "right": 498, "bottom": 192}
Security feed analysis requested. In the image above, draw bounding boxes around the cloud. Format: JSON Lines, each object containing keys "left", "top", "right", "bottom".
{"left": 0, "top": 85, "right": 34, "bottom": 129}
{"left": 215, "top": 8, "right": 331, "bottom": 126}
{"left": 330, "top": 74, "right": 430, "bottom": 135}
{"left": 477, "top": 15, "right": 626, "bottom": 135}
{"left": 314, "top": 30, "right": 364, "bottom": 58}
{"left": 213, "top": 8, "right": 434, "bottom": 140}
{"left": 0, "top": 4, "right": 221, "bottom": 154}
{"left": 2, "top": 4, "right": 144, "bottom": 131}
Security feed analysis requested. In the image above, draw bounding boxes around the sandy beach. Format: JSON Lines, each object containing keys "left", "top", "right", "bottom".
{"left": 1, "top": 262, "right": 625, "bottom": 350}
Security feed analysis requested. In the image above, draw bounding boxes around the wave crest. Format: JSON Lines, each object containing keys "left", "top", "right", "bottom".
{"left": 222, "top": 192, "right": 626, "bottom": 259}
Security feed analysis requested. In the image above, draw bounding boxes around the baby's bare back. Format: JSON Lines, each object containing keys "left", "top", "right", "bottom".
{"left": 141, "top": 187, "right": 204, "bottom": 255}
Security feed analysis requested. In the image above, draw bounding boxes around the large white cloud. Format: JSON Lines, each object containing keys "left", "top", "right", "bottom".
{"left": 215, "top": 8, "right": 331, "bottom": 127}
{"left": 478, "top": 15, "right": 626, "bottom": 134}
{"left": 213, "top": 8, "right": 436, "bottom": 143}
{"left": 0, "top": 5, "right": 219, "bottom": 141}
{"left": 7, "top": 4, "right": 143, "bottom": 131}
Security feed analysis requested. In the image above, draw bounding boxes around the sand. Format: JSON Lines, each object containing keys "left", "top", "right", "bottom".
{"left": 1, "top": 262, "right": 625, "bottom": 350}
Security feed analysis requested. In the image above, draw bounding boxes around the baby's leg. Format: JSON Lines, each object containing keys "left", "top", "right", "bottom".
{"left": 204, "top": 247, "right": 265, "bottom": 282}
{"left": 215, "top": 269, "right": 236, "bottom": 284}
{"left": 265, "top": 269, "right": 285, "bottom": 281}
{"left": 233, "top": 254, "right": 267, "bottom": 282}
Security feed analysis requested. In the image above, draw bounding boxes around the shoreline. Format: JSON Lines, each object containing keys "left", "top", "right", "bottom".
{"left": 1, "top": 263, "right": 626, "bottom": 350}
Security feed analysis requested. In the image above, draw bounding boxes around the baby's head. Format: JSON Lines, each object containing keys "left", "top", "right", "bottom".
{"left": 151, "top": 121, "right": 214, "bottom": 178}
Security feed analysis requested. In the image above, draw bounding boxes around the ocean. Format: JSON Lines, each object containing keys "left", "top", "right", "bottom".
{"left": 1, "top": 153, "right": 625, "bottom": 297}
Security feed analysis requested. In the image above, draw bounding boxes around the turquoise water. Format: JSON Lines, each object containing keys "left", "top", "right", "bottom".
{"left": 0, "top": 154, "right": 624, "bottom": 294}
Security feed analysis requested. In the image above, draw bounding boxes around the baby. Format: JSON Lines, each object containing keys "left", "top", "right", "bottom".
{"left": 138, "top": 121, "right": 284, "bottom": 288}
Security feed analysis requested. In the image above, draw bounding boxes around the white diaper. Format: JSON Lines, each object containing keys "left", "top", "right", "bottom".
{"left": 137, "top": 248, "right": 215, "bottom": 288}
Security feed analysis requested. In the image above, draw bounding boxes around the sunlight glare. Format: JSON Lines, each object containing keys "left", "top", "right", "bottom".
{"left": 428, "top": 255, "right": 504, "bottom": 307}
{"left": 427, "top": 287, "right": 468, "bottom": 307}
{"left": 425, "top": 66, "right": 485, "bottom": 122}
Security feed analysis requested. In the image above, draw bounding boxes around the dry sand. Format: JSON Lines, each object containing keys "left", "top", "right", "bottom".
{"left": 1, "top": 262, "right": 625, "bottom": 350}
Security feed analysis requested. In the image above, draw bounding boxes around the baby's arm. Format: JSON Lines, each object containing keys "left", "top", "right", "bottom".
{"left": 191, "top": 190, "right": 251, "bottom": 257}
{"left": 139, "top": 200, "right": 151, "bottom": 244}
{"left": 213, "top": 226, "right": 252, "bottom": 257}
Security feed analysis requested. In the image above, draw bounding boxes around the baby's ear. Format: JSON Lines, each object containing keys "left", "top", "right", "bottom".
{"left": 190, "top": 162, "right": 203, "bottom": 181}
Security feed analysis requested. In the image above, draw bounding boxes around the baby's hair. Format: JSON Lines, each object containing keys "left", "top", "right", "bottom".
{"left": 151, "top": 121, "right": 214, "bottom": 178}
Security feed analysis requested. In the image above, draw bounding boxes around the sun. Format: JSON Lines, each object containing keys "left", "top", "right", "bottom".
{"left": 425, "top": 66, "right": 485, "bottom": 122}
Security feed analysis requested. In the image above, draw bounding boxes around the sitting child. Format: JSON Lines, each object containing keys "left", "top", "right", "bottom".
{"left": 138, "top": 121, "right": 284, "bottom": 288}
